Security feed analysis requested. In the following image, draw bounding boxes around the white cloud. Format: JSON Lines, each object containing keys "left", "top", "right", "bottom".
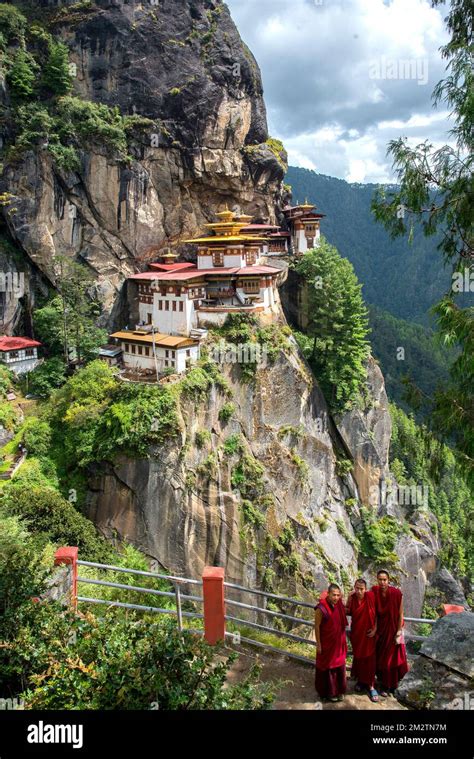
{"left": 226, "top": 0, "right": 453, "bottom": 181}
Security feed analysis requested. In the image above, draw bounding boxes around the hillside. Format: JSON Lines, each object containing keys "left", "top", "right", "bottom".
{"left": 285, "top": 167, "right": 450, "bottom": 325}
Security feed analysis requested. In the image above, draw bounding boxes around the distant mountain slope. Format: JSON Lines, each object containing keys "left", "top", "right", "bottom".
{"left": 367, "top": 305, "right": 453, "bottom": 419}
{"left": 285, "top": 167, "right": 451, "bottom": 325}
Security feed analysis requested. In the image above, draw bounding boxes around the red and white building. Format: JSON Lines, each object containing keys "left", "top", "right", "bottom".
{"left": 129, "top": 209, "right": 284, "bottom": 337}
{"left": 283, "top": 201, "right": 325, "bottom": 254}
{"left": 0, "top": 336, "right": 42, "bottom": 374}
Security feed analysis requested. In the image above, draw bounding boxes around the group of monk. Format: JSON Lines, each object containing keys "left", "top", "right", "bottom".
{"left": 314, "top": 569, "right": 409, "bottom": 703}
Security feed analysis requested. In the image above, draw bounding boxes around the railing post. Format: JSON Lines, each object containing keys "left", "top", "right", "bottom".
{"left": 441, "top": 604, "right": 465, "bottom": 616}
{"left": 54, "top": 547, "right": 78, "bottom": 610}
{"left": 202, "top": 567, "right": 225, "bottom": 645}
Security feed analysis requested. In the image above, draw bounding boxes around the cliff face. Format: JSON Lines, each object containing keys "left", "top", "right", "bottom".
{"left": 86, "top": 320, "right": 442, "bottom": 615}
{"left": 1, "top": 0, "right": 286, "bottom": 328}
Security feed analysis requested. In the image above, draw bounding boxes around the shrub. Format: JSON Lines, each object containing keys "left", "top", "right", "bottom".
{"left": 0, "top": 400, "right": 17, "bottom": 431}
{"left": 0, "top": 484, "right": 113, "bottom": 562}
{"left": 21, "top": 418, "right": 52, "bottom": 458}
{"left": 218, "top": 402, "right": 235, "bottom": 423}
{"left": 195, "top": 429, "right": 211, "bottom": 449}
{"left": 27, "top": 357, "right": 67, "bottom": 398}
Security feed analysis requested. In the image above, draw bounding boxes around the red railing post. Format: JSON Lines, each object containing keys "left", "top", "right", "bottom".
{"left": 54, "top": 547, "right": 78, "bottom": 610}
{"left": 202, "top": 566, "right": 225, "bottom": 645}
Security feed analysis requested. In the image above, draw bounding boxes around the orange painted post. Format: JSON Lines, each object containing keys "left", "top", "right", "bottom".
{"left": 54, "top": 547, "right": 79, "bottom": 609}
{"left": 441, "top": 604, "right": 465, "bottom": 616}
{"left": 202, "top": 566, "right": 225, "bottom": 644}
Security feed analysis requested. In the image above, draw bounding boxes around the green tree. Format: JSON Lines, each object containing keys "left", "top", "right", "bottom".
{"left": 294, "top": 238, "right": 370, "bottom": 414}
{"left": 42, "top": 41, "right": 74, "bottom": 96}
{"left": 27, "top": 356, "right": 67, "bottom": 398}
{"left": 0, "top": 4, "right": 26, "bottom": 42}
{"left": 21, "top": 418, "right": 52, "bottom": 458}
{"left": 6, "top": 49, "right": 38, "bottom": 100}
{"left": 372, "top": 0, "right": 473, "bottom": 487}
{"left": 34, "top": 258, "right": 107, "bottom": 364}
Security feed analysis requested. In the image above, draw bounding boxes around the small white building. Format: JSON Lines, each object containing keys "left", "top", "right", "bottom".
{"left": 283, "top": 201, "right": 325, "bottom": 254}
{"left": 0, "top": 336, "right": 42, "bottom": 374}
{"left": 109, "top": 330, "right": 200, "bottom": 374}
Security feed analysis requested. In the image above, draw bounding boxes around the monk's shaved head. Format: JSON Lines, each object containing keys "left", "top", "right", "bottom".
{"left": 377, "top": 569, "right": 390, "bottom": 578}
{"left": 327, "top": 584, "right": 341, "bottom": 605}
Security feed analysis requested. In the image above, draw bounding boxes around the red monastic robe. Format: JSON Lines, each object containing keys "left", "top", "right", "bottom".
{"left": 372, "top": 585, "right": 409, "bottom": 689}
{"left": 314, "top": 597, "right": 347, "bottom": 697}
{"left": 347, "top": 590, "right": 377, "bottom": 688}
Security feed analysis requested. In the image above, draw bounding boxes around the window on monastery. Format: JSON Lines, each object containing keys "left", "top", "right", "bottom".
{"left": 186, "top": 349, "right": 190, "bottom": 357}
{"left": 179, "top": 301, "right": 184, "bottom": 312}
{"left": 132, "top": 345, "right": 137, "bottom": 354}
{"left": 145, "top": 347, "right": 150, "bottom": 356}
{"left": 138, "top": 346, "right": 143, "bottom": 355}
{"left": 125, "top": 343, "right": 129, "bottom": 352}
{"left": 159, "top": 301, "right": 163, "bottom": 310}
{"left": 213, "top": 251, "right": 224, "bottom": 266}
{"left": 9, "top": 351, "right": 18, "bottom": 359}
{"left": 147, "top": 313, "right": 152, "bottom": 324}
{"left": 165, "top": 301, "right": 169, "bottom": 311}
{"left": 165, "top": 360, "right": 168, "bottom": 367}
{"left": 172, "top": 301, "right": 176, "bottom": 312}
{"left": 165, "top": 350, "right": 169, "bottom": 358}
{"left": 25, "top": 349, "right": 34, "bottom": 357}
{"left": 171, "top": 350, "right": 176, "bottom": 358}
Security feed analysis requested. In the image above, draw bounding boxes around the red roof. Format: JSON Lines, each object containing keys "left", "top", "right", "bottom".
{"left": 269, "top": 232, "right": 290, "bottom": 237}
{"left": 0, "top": 336, "right": 41, "bottom": 352}
{"left": 149, "top": 262, "right": 195, "bottom": 271}
{"left": 241, "top": 224, "right": 279, "bottom": 230}
{"left": 129, "top": 265, "right": 281, "bottom": 282}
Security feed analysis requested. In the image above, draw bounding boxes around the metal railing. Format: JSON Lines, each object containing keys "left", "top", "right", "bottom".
{"left": 75, "top": 560, "right": 438, "bottom": 665}
{"left": 76, "top": 559, "right": 203, "bottom": 631}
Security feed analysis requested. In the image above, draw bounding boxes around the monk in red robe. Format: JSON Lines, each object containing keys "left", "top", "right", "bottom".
{"left": 314, "top": 583, "right": 347, "bottom": 702}
{"left": 372, "top": 569, "right": 409, "bottom": 696}
{"left": 346, "top": 578, "right": 378, "bottom": 702}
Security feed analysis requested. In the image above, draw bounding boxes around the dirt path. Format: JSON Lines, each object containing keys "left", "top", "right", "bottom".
{"left": 225, "top": 645, "right": 407, "bottom": 711}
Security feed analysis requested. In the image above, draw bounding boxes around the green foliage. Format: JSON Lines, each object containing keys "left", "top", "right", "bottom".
{"left": 0, "top": 365, "right": 13, "bottom": 398}
{"left": 0, "top": 484, "right": 113, "bottom": 562}
{"left": 0, "top": 4, "right": 27, "bottom": 42}
{"left": 294, "top": 238, "right": 370, "bottom": 414}
{"left": 222, "top": 434, "right": 243, "bottom": 457}
{"left": 390, "top": 403, "right": 473, "bottom": 579}
{"left": 358, "top": 508, "right": 401, "bottom": 566}
{"left": 6, "top": 49, "right": 38, "bottom": 100}
{"left": 42, "top": 41, "right": 74, "bottom": 95}
{"left": 21, "top": 418, "right": 52, "bottom": 458}
{"left": 0, "top": 516, "right": 273, "bottom": 710}
{"left": 218, "top": 402, "right": 235, "bottom": 423}
{"left": 195, "top": 429, "right": 211, "bottom": 449}
{"left": 335, "top": 457, "right": 353, "bottom": 477}
{"left": 27, "top": 357, "right": 67, "bottom": 398}
{"left": 290, "top": 450, "right": 309, "bottom": 482}
{"left": 33, "top": 260, "right": 107, "bottom": 365}
{"left": 48, "top": 361, "right": 178, "bottom": 467}
{"left": 240, "top": 499, "right": 266, "bottom": 528}
{"left": 0, "top": 400, "right": 17, "bottom": 431}
{"left": 22, "top": 614, "right": 273, "bottom": 710}
{"left": 368, "top": 304, "right": 453, "bottom": 422}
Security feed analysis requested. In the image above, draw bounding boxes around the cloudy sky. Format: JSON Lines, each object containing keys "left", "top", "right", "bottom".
{"left": 226, "top": 0, "right": 452, "bottom": 182}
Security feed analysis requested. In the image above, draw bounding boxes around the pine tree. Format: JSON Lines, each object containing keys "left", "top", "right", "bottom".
{"left": 42, "top": 41, "right": 74, "bottom": 96}
{"left": 6, "top": 49, "right": 37, "bottom": 100}
{"left": 294, "top": 238, "right": 370, "bottom": 414}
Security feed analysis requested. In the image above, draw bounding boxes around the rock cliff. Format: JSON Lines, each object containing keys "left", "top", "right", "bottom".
{"left": 0, "top": 0, "right": 287, "bottom": 328}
